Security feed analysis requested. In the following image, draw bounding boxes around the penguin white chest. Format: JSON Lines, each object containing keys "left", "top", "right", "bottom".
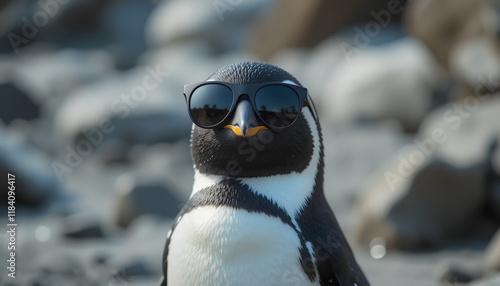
{"left": 167, "top": 206, "right": 318, "bottom": 286}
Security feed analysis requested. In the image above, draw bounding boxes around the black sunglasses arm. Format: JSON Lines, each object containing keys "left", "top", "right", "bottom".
{"left": 304, "top": 93, "right": 319, "bottom": 121}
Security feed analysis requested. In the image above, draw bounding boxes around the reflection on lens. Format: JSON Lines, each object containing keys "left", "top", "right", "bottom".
{"left": 190, "top": 84, "right": 233, "bottom": 127}
{"left": 255, "top": 85, "right": 300, "bottom": 127}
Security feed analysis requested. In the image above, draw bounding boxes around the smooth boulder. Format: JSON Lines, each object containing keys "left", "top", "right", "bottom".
{"left": 0, "top": 130, "right": 61, "bottom": 206}
{"left": 485, "top": 229, "right": 500, "bottom": 272}
{"left": 111, "top": 174, "right": 183, "bottom": 228}
{"left": 321, "top": 38, "right": 439, "bottom": 132}
{"left": 355, "top": 145, "right": 487, "bottom": 249}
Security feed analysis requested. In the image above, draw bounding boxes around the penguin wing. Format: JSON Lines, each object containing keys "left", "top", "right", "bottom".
{"left": 159, "top": 276, "right": 166, "bottom": 286}
{"left": 161, "top": 211, "right": 186, "bottom": 286}
{"left": 297, "top": 200, "right": 370, "bottom": 285}
{"left": 313, "top": 230, "right": 370, "bottom": 286}
{"left": 319, "top": 230, "right": 370, "bottom": 286}
{"left": 160, "top": 233, "right": 170, "bottom": 286}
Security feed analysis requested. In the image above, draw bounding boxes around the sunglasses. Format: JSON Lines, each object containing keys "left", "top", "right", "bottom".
{"left": 183, "top": 81, "right": 314, "bottom": 129}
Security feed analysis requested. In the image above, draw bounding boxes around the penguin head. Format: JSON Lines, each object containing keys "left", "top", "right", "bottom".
{"left": 190, "top": 61, "right": 320, "bottom": 178}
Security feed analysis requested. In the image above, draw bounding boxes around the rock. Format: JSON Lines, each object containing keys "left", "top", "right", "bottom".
{"left": 355, "top": 95, "right": 500, "bottom": 249}
{"left": 405, "top": 0, "right": 490, "bottom": 69}
{"left": 8, "top": 48, "right": 114, "bottom": 108}
{"left": 114, "top": 260, "right": 155, "bottom": 278}
{"left": 111, "top": 175, "right": 183, "bottom": 228}
{"left": 0, "top": 47, "right": 115, "bottom": 121}
{"left": 449, "top": 38, "right": 500, "bottom": 97}
{"left": 250, "top": 0, "right": 409, "bottom": 59}
{"left": 128, "top": 141, "right": 193, "bottom": 199}
{"left": 54, "top": 65, "right": 191, "bottom": 151}
{"left": 0, "top": 0, "right": 13, "bottom": 10}
{"left": 487, "top": 139, "right": 500, "bottom": 221}
{"left": 436, "top": 261, "right": 481, "bottom": 285}
{"left": 470, "top": 274, "right": 500, "bottom": 286}
{"left": 355, "top": 146, "right": 487, "bottom": 250}
{"left": 0, "top": 0, "right": 111, "bottom": 53}
{"left": 140, "top": 43, "right": 260, "bottom": 101}
{"left": 270, "top": 37, "right": 345, "bottom": 101}
{"left": 485, "top": 229, "right": 500, "bottom": 272}
{"left": 322, "top": 124, "right": 410, "bottom": 226}
{"left": 355, "top": 92, "right": 500, "bottom": 250}
{"left": 99, "top": 0, "right": 155, "bottom": 68}
{"left": 489, "top": 182, "right": 500, "bottom": 222}
{"left": 62, "top": 214, "right": 105, "bottom": 239}
{"left": 145, "top": 0, "right": 271, "bottom": 53}
{"left": 0, "top": 1, "right": 42, "bottom": 53}
{"left": 54, "top": 0, "right": 113, "bottom": 30}
{"left": 0, "top": 82, "right": 40, "bottom": 123}
{"left": 0, "top": 129, "right": 61, "bottom": 206}
{"left": 321, "top": 38, "right": 440, "bottom": 132}
{"left": 1, "top": 0, "right": 153, "bottom": 66}
{"left": 34, "top": 255, "right": 91, "bottom": 285}
{"left": 92, "top": 253, "right": 110, "bottom": 266}
{"left": 93, "top": 139, "right": 130, "bottom": 165}
{"left": 405, "top": 0, "right": 500, "bottom": 93}
{"left": 418, "top": 95, "right": 500, "bottom": 168}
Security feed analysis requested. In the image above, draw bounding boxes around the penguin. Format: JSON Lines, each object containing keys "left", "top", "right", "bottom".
{"left": 161, "top": 61, "right": 370, "bottom": 286}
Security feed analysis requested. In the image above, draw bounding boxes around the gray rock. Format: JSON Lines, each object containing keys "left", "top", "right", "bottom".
{"left": 356, "top": 94, "right": 500, "bottom": 249}
{"left": 140, "top": 42, "right": 250, "bottom": 89}
{"left": 128, "top": 140, "right": 193, "bottom": 200}
{"left": 145, "top": 0, "right": 271, "bottom": 53}
{"left": 487, "top": 139, "right": 500, "bottom": 221}
{"left": 489, "top": 182, "right": 500, "bottom": 222}
{"left": 423, "top": 93, "right": 500, "bottom": 222}
{"left": 0, "top": 129, "right": 61, "bottom": 206}
{"left": 470, "top": 274, "right": 500, "bottom": 286}
{"left": 93, "top": 139, "right": 130, "bottom": 165}
{"left": 322, "top": 124, "right": 410, "bottom": 228}
{"left": 111, "top": 175, "right": 183, "bottom": 228}
{"left": 1, "top": 0, "right": 153, "bottom": 65}
{"left": 0, "top": 82, "right": 40, "bottom": 123}
{"left": 436, "top": 261, "right": 481, "bottom": 285}
{"left": 1, "top": 47, "right": 114, "bottom": 113}
{"left": 0, "top": 1, "right": 50, "bottom": 52}
{"left": 54, "top": 66, "right": 191, "bottom": 151}
{"left": 485, "top": 229, "right": 500, "bottom": 272}
{"left": 418, "top": 95, "right": 500, "bottom": 167}
{"left": 405, "top": 0, "right": 500, "bottom": 93}
{"left": 0, "top": 0, "right": 13, "bottom": 10}
{"left": 34, "top": 255, "right": 92, "bottom": 285}
{"left": 321, "top": 38, "right": 439, "bottom": 132}
{"left": 250, "top": 0, "right": 407, "bottom": 59}
{"left": 355, "top": 145, "right": 487, "bottom": 250}
{"left": 92, "top": 253, "right": 110, "bottom": 266}
{"left": 100, "top": 0, "right": 155, "bottom": 68}
{"left": 270, "top": 37, "right": 346, "bottom": 101}
{"left": 114, "top": 260, "right": 155, "bottom": 278}
{"left": 62, "top": 214, "right": 105, "bottom": 239}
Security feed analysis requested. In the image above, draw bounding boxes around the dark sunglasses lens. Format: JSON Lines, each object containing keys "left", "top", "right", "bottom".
{"left": 189, "top": 84, "right": 233, "bottom": 127}
{"left": 255, "top": 85, "right": 300, "bottom": 127}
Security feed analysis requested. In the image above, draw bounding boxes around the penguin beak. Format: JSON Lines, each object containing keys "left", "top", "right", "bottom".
{"left": 224, "top": 99, "right": 267, "bottom": 137}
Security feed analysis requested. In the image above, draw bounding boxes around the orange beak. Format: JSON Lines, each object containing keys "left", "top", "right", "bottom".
{"left": 224, "top": 125, "right": 268, "bottom": 137}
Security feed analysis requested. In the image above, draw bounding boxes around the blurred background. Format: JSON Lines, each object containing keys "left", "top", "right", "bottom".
{"left": 0, "top": 0, "right": 500, "bottom": 285}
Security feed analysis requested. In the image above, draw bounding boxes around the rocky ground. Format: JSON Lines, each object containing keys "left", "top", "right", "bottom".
{"left": 0, "top": 123, "right": 497, "bottom": 286}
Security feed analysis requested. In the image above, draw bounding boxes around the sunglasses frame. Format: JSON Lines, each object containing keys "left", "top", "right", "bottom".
{"left": 183, "top": 81, "right": 317, "bottom": 129}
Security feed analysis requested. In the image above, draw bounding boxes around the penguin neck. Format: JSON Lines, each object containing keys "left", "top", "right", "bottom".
{"left": 191, "top": 110, "right": 325, "bottom": 218}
